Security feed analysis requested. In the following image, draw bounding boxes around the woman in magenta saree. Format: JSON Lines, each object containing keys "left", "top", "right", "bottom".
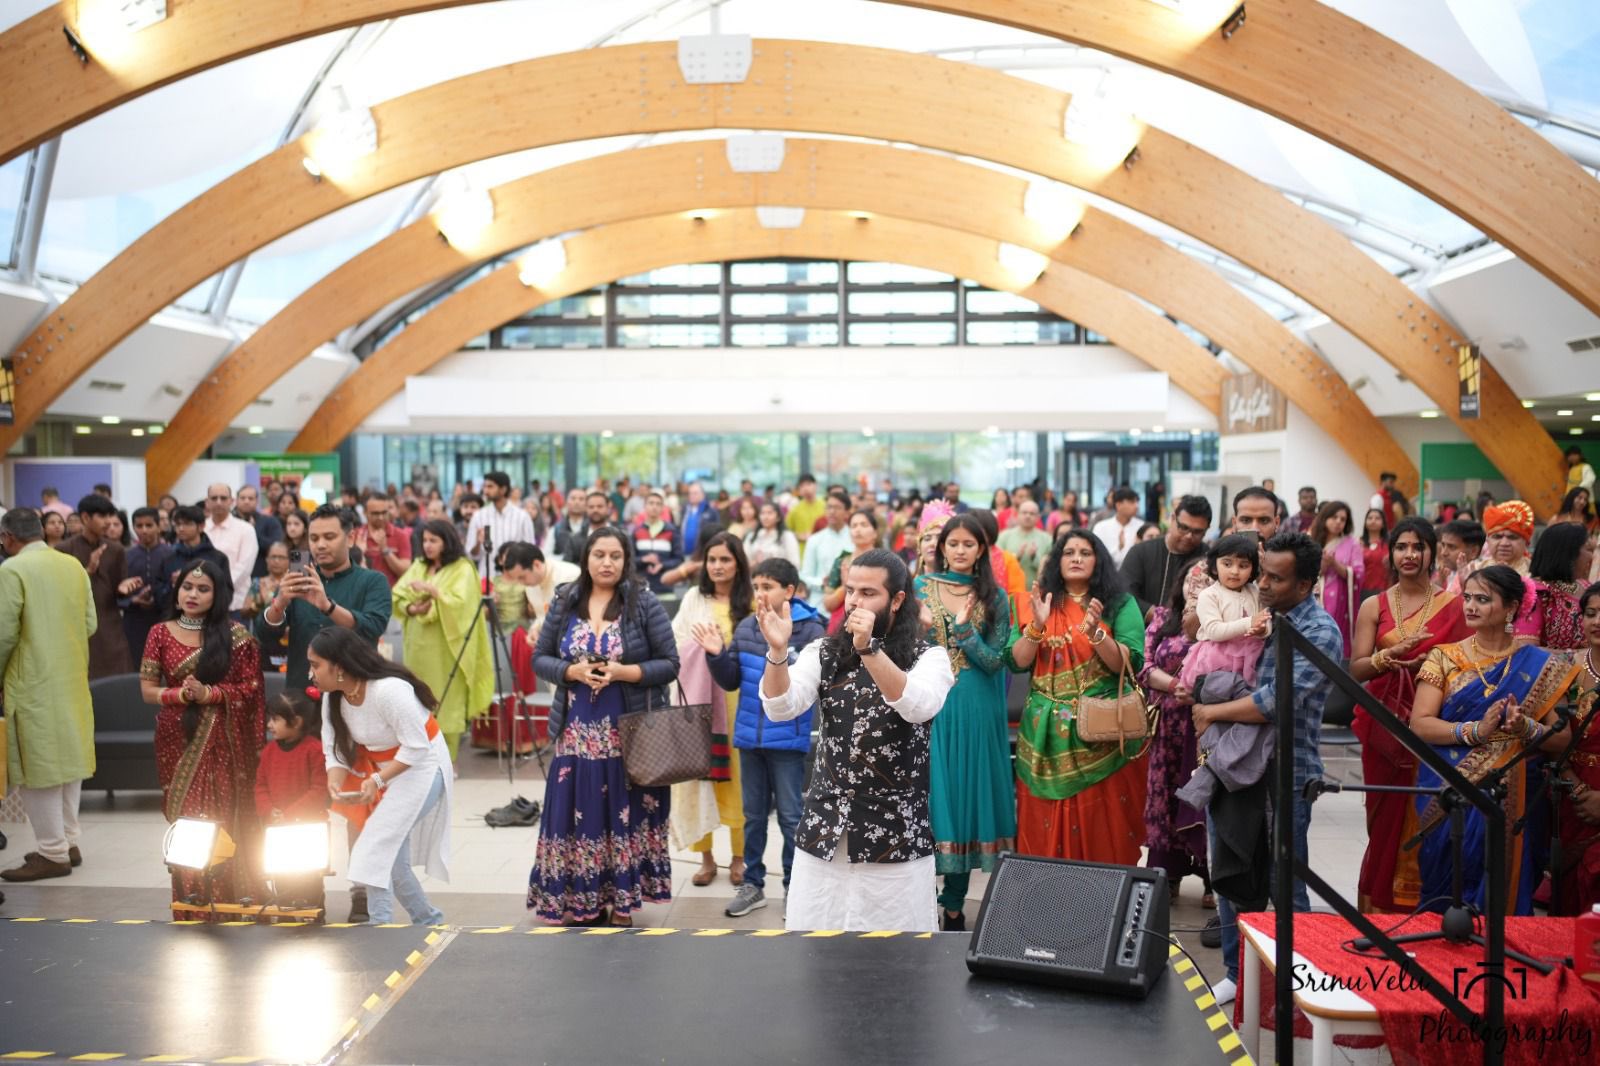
{"left": 1402, "top": 565, "right": 1578, "bottom": 915}
{"left": 140, "top": 559, "right": 266, "bottom": 913}
{"left": 1349, "top": 518, "right": 1469, "bottom": 913}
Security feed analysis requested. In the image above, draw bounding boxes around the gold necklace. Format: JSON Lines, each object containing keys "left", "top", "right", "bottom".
{"left": 1583, "top": 648, "right": 1600, "bottom": 687}
{"left": 1467, "top": 637, "right": 1512, "bottom": 697}
{"left": 1389, "top": 582, "right": 1435, "bottom": 641}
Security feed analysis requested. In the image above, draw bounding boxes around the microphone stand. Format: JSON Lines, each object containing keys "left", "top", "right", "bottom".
{"left": 1515, "top": 695, "right": 1596, "bottom": 913}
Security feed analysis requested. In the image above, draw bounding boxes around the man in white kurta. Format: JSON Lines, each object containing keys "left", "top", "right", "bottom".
{"left": 758, "top": 549, "right": 954, "bottom": 932}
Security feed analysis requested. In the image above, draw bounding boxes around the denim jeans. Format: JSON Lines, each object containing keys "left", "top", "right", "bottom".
{"left": 1209, "top": 794, "right": 1312, "bottom": 981}
{"left": 739, "top": 748, "right": 806, "bottom": 890}
{"left": 367, "top": 768, "right": 446, "bottom": 926}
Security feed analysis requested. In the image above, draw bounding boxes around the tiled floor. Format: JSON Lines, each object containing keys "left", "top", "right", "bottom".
{"left": 0, "top": 741, "right": 1369, "bottom": 992}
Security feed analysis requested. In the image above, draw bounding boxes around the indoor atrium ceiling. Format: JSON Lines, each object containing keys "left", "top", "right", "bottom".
{"left": 0, "top": 0, "right": 1597, "bottom": 453}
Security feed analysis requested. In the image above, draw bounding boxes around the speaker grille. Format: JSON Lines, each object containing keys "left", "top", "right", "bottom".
{"left": 973, "top": 858, "right": 1124, "bottom": 972}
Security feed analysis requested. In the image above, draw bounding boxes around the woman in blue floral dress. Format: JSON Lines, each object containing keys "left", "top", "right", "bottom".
{"left": 529, "top": 528, "right": 679, "bottom": 925}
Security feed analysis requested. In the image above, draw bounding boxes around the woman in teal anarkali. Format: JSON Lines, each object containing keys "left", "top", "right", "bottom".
{"left": 914, "top": 513, "right": 1017, "bottom": 932}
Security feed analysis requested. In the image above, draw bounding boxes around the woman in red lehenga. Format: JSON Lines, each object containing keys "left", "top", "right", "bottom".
{"left": 140, "top": 558, "right": 266, "bottom": 915}
{"left": 1349, "top": 517, "right": 1468, "bottom": 913}
{"left": 1554, "top": 583, "right": 1600, "bottom": 916}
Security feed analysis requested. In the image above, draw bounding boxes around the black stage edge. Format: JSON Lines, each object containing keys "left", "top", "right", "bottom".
{"left": 0, "top": 918, "right": 445, "bottom": 1064}
{"left": 0, "top": 920, "right": 1250, "bottom": 1065}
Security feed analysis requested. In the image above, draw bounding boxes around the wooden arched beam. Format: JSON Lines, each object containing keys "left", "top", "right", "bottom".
{"left": 146, "top": 138, "right": 1412, "bottom": 496}
{"left": 4, "top": 1, "right": 1592, "bottom": 321}
{"left": 285, "top": 211, "right": 1221, "bottom": 455}
{"left": 3, "top": 40, "right": 1560, "bottom": 508}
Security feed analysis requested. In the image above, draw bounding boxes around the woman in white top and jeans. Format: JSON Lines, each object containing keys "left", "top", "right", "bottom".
{"left": 309, "top": 627, "right": 452, "bottom": 926}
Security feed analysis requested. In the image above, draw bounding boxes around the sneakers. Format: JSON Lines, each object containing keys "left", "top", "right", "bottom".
{"left": 725, "top": 883, "right": 767, "bottom": 917}
{"left": 1213, "top": 976, "right": 1237, "bottom": 1006}
{"left": 1201, "top": 915, "right": 1223, "bottom": 949}
{"left": 2, "top": 853, "right": 72, "bottom": 882}
{"left": 347, "top": 886, "right": 370, "bottom": 924}
{"left": 25, "top": 846, "right": 81, "bottom": 868}
{"left": 485, "top": 796, "right": 541, "bottom": 827}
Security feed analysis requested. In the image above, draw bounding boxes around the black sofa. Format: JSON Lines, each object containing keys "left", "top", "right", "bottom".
{"left": 83, "top": 673, "right": 159, "bottom": 796}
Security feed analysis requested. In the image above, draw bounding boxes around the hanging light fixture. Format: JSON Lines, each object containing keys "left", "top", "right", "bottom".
{"left": 302, "top": 87, "right": 378, "bottom": 182}
{"left": 433, "top": 175, "right": 496, "bottom": 251}
{"left": 997, "top": 243, "right": 1049, "bottom": 286}
{"left": 517, "top": 239, "right": 568, "bottom": 288}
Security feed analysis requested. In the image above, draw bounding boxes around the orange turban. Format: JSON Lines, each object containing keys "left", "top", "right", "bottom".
{"left": 1482, "top": 500, "right": 1533, "bottom": 542}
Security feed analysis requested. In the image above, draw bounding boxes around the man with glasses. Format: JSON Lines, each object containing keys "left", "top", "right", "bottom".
{"left": 1119, "top": 495, "right": 1213, "bottom": 621}
{"left": 351, "top": 493, "right": 411, "bottom": 587}
{"left": 202, "top": 482, "right": 257, "bottom": 613}
{"left": 235, "top": 484, "right": 283, "bottom": 580}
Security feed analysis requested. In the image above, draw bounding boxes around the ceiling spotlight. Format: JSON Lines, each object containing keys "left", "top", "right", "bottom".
{"left": 1572, "top": 428, "right": 1584, "bottom": 436}
{"left": 1591, "top": 415, "right": 1600, "bottom": 423}
{"left": 600, "top": 429, "right": 614, "bottom": 438}
{"left": 1520, "top": 400, "right": 1535, "bottom": 409}
{"left": 248, "top": 426, "right": 265, "bottom": 435}
{"left": 148, "top": 424, "right": 164, "bottom": 435}
{"left": 849, "top": 211, "right": 873, "bottom": 222}
{"left": 74, "top": 424, "right": 92, "bottom": 435}
{"left": 434, "top": 176, "right": 495, "bottom": 250}
{"left": 1023, "top": 180, "right": 1084, "bottom": 243}
{"left": 302, "top": 87, "right": 377, "bottom": 183}
{"left": 1063, "top": 90, "right": 1140, "bottom": 164}
{"left": 685, "top": 209, "right": 716, "bottom": 224}
{"left": 101, "top": 415, "right": 121, "bottom": 424}
{"left": 862, "top": 427, "right": 875, "bottom": 438}
{"left": 1128, "top": 428, "right": 1143, "bottom": 437}
{"left": 1152, "top": 425, "right": 1165, "bottom": 433}
{"left": 1559, "top": 409, "right": 1575, "bottom": 416}
{"left": 997, "top": 243, "right": 1048, "bottom": 286}
{"left": 517, "top": 239, "right": 568, "bottom": 289}
{"left": 1419, "top": 410, "right": 1440, "bottom": 419}
{"left": 1586, "top": 393, "right": 1600, "bottom": 402}
{"left": 130, "top": 427, "right": 144, "bottom": 437}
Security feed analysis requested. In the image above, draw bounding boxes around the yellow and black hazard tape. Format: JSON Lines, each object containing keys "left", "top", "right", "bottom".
{"left": 1169, "top": 942, "right": 1254, "bottom": 1066}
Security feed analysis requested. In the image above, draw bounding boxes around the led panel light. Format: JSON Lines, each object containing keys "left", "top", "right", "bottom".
{"left": 163, "top": 818, "right": 235, "bottom": 871}
{"left": 677, "top": 34, "right": 752, "bottom": 84}
{"left": 726, "top": 135, "right": 786, "bottom": 173}
{"left": 434, "top": 177, "right": 495, "bottom": 250}
{"left": 997, "top": 243, "right": 1049, "bottom": 286}
{"left": 1023, "top": 180, "right": 1084, "bottom": 243}
{"left": 263, "top": 822, "right": 331, "bottom": 875}
{"left": 517, "top": 239, "right": 568, "bottom": 288}
{"left": 755, "top": 206, "right": 806, "bottom": 229}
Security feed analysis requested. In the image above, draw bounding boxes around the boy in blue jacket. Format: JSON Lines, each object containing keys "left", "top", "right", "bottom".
{"left": 698, "top": 558, "right": 826, "bottom": 917}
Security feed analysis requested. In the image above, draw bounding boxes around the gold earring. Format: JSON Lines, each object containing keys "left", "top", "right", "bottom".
{"left": 337, "top": 669, "right": 345, "bottom": 683}
{"left": 1504, "top": 619, "right": 1514, "bottom": 634}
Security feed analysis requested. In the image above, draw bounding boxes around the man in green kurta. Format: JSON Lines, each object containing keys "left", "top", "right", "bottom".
{"left": 0, "top": 508, "right": 98, "bottom": 882}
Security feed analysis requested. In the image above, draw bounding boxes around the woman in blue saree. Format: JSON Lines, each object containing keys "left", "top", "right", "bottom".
{"left": 1403, "top": 565, "right": 1578, "bottom": 914}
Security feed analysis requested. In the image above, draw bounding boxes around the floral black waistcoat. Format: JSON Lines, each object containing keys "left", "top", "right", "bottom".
{"left": 798, "top": 638, "right": 935, "bottom": 864}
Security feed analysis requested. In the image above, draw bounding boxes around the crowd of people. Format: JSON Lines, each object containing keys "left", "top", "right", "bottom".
{"left": 1, "top": 458, "right": 1598, "bottom": 985}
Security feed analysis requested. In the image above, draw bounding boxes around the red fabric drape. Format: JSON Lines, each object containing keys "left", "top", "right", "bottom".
{"left": 1233, "top": 911, "right": 1600, "bottom": 1066}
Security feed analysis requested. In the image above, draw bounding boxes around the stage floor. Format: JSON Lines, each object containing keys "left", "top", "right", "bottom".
{"left": 0, "top": 919, "right": 1250, "bottom": 1065}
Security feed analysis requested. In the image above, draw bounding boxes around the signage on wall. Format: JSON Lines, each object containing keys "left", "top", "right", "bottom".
{"left": 0, "top": 356, "right": 14, "bottom": 425}
{"left": 1219, "top": 372, "right": 1288, "bottom": 435}
{"left": 1457, "top": 343, "right": 1480, "bottom": 419}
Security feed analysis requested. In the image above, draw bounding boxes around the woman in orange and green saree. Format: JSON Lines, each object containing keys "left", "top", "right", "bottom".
{"left": 1401, "top": 565, "right": 1578, "bottom": 915}
{"left": 1007, "top": 530, "right": 1146, "bottom": 865}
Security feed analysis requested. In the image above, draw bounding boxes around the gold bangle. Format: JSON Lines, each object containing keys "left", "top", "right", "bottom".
{"left": 1371, "top": 650, "right": 1389, "bottom": 672}
{"left": 1087, "top": 626, "right": 1107, "bottom": 646}
{"left": 1023, "top": 624, "right": 1046, "bottom": 642}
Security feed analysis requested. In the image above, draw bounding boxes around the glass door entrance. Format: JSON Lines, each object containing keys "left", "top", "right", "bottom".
{"left": 456, "top": 454, "right": 528, "bottom": 493}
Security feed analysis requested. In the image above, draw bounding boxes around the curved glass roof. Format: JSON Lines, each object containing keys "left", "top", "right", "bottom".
{"left": 0, "top": 0, "right": 1595, "bottom": 336}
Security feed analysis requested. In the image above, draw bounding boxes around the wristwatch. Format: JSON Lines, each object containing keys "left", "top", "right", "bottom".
{"left": 861, "top": 637, "right": 883, "bottom": 657}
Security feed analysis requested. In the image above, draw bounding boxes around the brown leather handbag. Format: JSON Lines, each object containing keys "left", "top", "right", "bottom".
{"left": 618, "top": 684, "right": 714, "bottom": 788}
{"left": 1076, "top": 651, "right": 1151, "bottom": 750}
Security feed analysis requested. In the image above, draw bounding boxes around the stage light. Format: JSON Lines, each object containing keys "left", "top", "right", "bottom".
{"left": 434, "top": 177, "right": 495, "bottom": 251}
{"left": 263, "top": 823, "right": 331, "bottom": 875}
{"left": 1023, "top": 180, "right": 1084, "bottom": 243}
{"left": 517, "top": 239, "right": 568, "bottom": 289}
{"left": 302, "top": 88, "right": 378, "bottom": 183}
{"left": 755, "top": 206, "right": 806, "bottom": 229}
{"left": 997, "top": 243, "right": 1048, "bottom": 286}
{"left": 1063, "top": 91, "right": 1140, "bottom": 168}
{"left": 101, "top": 415, "right": 121, "bottom": 424}
{"left": 163, "top": 819, "right": 236, "bottom": 871}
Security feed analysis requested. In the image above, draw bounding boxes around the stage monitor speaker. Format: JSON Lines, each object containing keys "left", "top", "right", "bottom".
{"left": 966, "top": 853, "right": 1169, "bottom": 998}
